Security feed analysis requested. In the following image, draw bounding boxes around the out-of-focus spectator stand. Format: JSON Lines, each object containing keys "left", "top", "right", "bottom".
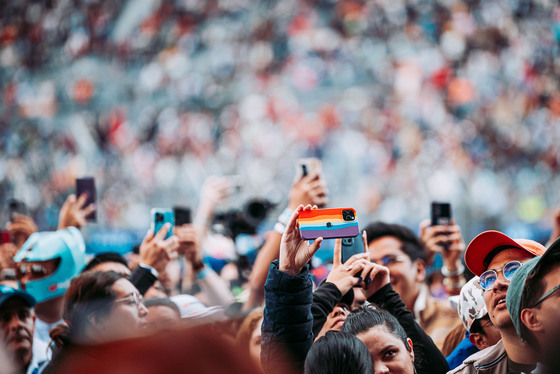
{"left": 1, "top": 0, "right": 560, "bottom": 253}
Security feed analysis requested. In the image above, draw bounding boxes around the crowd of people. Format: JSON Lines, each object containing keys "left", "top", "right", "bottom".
{"left": 2, "top": 0, "right": 560, "bottom": 373}
{"left": 1, "top": 164, "right": 560, "bottom": 373}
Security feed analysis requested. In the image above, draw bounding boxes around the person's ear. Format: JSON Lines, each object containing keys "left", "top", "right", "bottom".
{"left": 469, "top": 332, "right": 490, "bottom": 350}
{"left": 406, "top": 337, "right": 415, "bottom": 360}
{"left": 520, "top": 308, "right": 543, "bottom": 334}
{"left": 415, "top": 260, "right": 426, "bottom": 283}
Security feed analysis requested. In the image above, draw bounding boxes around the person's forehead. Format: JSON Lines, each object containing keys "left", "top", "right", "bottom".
{"left": 358, "top": 325, "right": 400, "bottom": 349}
{"left": 368, "top": 236, "right": 406, "bottom": 256}
{"left": 485, "top": 248, "right": 533, "bottom": 271}
{"left": 91, "top": 261, "right": 131, "bottom": 276}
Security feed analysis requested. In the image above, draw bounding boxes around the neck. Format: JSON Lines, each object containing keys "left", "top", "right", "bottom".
{"left": 404, "top": 287, "right": 420, "bottom": 312}
{"left": 501, "top": 326, "right": 538, "bottom": 365}
{"left": 35, "top": 297, "right": 64, "bottom": 324}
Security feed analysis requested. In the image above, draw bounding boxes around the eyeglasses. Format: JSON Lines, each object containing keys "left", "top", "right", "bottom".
{"left": 115, "top": 293, "right": 144, "bottom": 309}
{"left": 531, "top": 284, "right": 560, "bottom": 308}
{"left": 371, "top": 255, "right": 409, "bottom": 267}
{"left": 479, "top": 261, "right": 522, "bottom": 291}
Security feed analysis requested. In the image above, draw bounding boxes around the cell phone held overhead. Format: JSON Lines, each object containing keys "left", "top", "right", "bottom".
{"left": 431, "top": 202, "right": 451, "bottom": 226}
{"left": 76, "top": 177, "right": 97, "bottom": 221}
{"left": 298, "top": 208, "right": 359, "bottom": 240}
{"left": 151, "top": 208, "right": 174, "bottom": 240}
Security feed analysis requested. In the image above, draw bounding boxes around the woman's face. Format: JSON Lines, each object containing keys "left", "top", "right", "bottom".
{"left": 356, "top": 325, "right": 414, "bottom": 374}
{"left": 95, "top": 279, "right": 148, "bottom": 341}
{"left": 249, "top": 317, "right": 263, "bottom": 369}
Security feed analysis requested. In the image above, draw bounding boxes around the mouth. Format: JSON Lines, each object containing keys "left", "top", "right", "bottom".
{"left": 494, "top": 294, "right": 507, "bottom": 309}
{"left": 331, "top": 317, "right": 347, "bottom": 330}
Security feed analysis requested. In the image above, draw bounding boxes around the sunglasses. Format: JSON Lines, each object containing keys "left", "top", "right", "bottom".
{"left": 479, "top": 261, "right": 522, "bottom": 291}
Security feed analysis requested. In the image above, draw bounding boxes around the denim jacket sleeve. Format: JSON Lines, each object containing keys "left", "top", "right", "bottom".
{"left": 261, "top": 260, "right": 314, "bottom": 374}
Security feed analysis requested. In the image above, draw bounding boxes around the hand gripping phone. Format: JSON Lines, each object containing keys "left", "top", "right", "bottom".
{"left": 151, "top": 208, "right": 174, "bottom": 240}
{"left": 298, "top": 208, "right": 359, "bottom": 240}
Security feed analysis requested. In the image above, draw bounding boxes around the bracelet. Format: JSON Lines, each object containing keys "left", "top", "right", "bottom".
{"left": 278, "top": 208, "right": 293, "bottom": 226}
{"left": 441, "top": 263, "right": 465, "bottom": 277}
{"left": 443, "top": 276, "right": 466, "bottom": 290}
{"left": 274, "top": 222, "right": 286, "bottom": 234}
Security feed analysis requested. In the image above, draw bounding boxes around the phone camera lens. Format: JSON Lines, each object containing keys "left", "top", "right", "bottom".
{"left": 155, "top": 213, "right": 164, "bottom": 222}
{"left": 342, "top": 210, "right": 355, "bottom": 221}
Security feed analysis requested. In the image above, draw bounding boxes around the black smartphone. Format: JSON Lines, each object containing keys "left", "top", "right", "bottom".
{"left": 76, "top": 177, "right": 97, "bottom": 221}
{"left": 173, "top": 206, "right": 192, "bottom": 226}
{"left": 8, "top": 199, "right": 27, "bottom": 221}
{"left": 341, "top": 234, "right": 364, "bottom": 280}
{"left": 431, "top": 202, "right": 452, "bottom": 226}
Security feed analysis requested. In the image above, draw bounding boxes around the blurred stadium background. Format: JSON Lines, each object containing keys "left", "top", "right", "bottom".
{"left": 1, "top": 0, "right": 560, "bottom": 249}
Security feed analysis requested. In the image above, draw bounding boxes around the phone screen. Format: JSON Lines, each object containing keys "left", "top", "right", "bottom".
{"left": 76, "top": 177, "right": 97, "bottom": 221}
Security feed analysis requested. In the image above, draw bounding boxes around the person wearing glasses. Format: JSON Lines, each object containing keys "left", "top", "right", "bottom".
{"left": 364, "top": 222, "right": 461, "bottom": 350}
{"left": 43, "top": 271, "right": 148, "bottom": 373}
{"left": 506, "top": 236, "right": 560, "bottom": 373}
{"left": 449, "top": 230, "right": 545, "bottom": 374}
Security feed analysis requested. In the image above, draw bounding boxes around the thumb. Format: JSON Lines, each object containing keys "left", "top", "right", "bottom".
{"left": 333, "top": 238, "right": 342, "bottom": 267}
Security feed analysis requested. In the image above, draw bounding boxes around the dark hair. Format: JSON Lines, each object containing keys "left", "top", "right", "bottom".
{"left": 304, "top": 331, "right": 373, "bottom": 374}
{"left": 82, "top": 252, "right": 129, "bottom": 273}
{"left": 519, "top": 250, "right": 560, "bottom": 345}
{"left": 341, "top": 304, "right": 410, "bottom": 350}
{"left": 144, "top": 297, "right": 181, "bottom": 318}
{"left": 50, "top": 271, "right": 124, "bottom": 349}
{"left": 364, "top": 222, "right": 426, "bottom": 262}
{"left": 469, "top": 315, "right": 490, "bottom": 336}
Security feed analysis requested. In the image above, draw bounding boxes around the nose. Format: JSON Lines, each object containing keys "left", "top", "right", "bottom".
{"left": 7, "top": 313, "right": 23, "bottom": 331}
{"left": 492, "top": 272, "right": 509, "bottom": 292}
{"left": 138, "top": 303, "right": 148, "bottom": 318}
{"left": 374, "top": 361, "right": 390, "bottom": 374}
{"left": 332, "top": 306, "right": 349, "bottom": 318}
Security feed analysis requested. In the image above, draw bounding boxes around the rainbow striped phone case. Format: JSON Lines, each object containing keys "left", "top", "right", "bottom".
{"left": 298, "top": 208, "right": 359, "bottom": 240}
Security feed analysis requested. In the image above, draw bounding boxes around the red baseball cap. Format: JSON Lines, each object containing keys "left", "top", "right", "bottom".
{"left": 464, "top": 230, "right": 546, "bottom": 276}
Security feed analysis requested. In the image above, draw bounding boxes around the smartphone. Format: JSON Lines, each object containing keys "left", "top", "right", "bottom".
{"left": 151, "top": 208, "right": 174, "bottom": 240}
{"left": 76, "top": 177, "right": 97, "bottom": 221}
{"left": 0, "top": 230, "right": 10, "bottom": 244}
{"left": 341, "top": 234, "right": 365, "bottom": 263}
{"left": 8, "top": 199, "right": 27, "bottom": 221}
{"left": 173, "top": 206, "right": 192, "bottom": 226}
{"left": 431, "top": 202, "right": 452, "bottom": 226}
{"left": 296, "top": 158, "right": 322, "bottom": 179}
{"left": 298, "top": 208, "right": 359, "bottom": 240}
{"left": 341, "top": 234, "right": 364, "bottom": 280}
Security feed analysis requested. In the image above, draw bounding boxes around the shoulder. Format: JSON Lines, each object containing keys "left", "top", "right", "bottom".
{"left": 448, "top": 340, "right": 507, "bottom": 374}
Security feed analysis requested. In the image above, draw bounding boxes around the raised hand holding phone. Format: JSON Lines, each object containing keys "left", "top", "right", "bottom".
{"left": 279, "top": 204, "right": 323, "bottom": 276}
{"left": 326, "top": 232, "right": 370, "bottom": 295}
